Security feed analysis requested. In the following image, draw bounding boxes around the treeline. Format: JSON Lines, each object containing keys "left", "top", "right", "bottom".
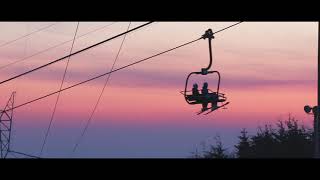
{"left": 192, "top": 115, "right": 314, "bottom": 158}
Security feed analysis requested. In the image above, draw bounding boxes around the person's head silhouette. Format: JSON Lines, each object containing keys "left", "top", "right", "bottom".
{"left": 203, "top": 82, "right": 208, "bottom": 89}
{"left": 193, "top": 83, "right": 198, "bottom": 89}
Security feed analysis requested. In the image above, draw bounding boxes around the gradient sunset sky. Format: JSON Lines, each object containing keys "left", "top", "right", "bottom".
{"left": 0, "top": 22, "right": 317, "bottom": 158}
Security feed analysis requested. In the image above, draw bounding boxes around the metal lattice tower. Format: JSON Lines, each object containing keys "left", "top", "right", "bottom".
{"left": 0, "top": 92, "right": 16, "bottom": 158}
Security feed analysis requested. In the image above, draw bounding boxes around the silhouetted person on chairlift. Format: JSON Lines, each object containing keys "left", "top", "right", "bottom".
{"left": 192, "top": 83, "right": 200, "bottom": 96}
{"left": 201, "top": 82, "right": 218, "bottom": 111}
{"left": 201, "top": 82, "right": 209, "bottom": 111}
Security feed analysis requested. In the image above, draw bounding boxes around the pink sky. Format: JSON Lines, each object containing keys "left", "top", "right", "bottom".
{"left": 0, "top": 22, "right": 317, "bottom": 157}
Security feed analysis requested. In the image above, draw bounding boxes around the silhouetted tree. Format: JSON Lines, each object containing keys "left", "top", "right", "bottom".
{"left": 192, "top": 135, "right": 230, "bottom": 158}
{"left": 234, "top": 128, "right": 252, "bottom": 158}
{"left": 203, "top": 136, "right": 229, "bottom": 158}
{"left": 250, "top": 124, "right": 278, "bottom": 158}
{"left": 193, "top": 115, "right": 314, "bottom": 158}
{"left": 271, "top": 116, "right": 313, "bottom": 158}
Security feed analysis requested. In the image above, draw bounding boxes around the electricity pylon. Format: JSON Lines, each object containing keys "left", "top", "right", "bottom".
{"left": 0, "top": 92, "right": 16, "bottom": 158}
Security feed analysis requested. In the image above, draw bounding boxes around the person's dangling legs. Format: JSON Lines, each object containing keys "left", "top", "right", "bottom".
{"left": 211, "top": 101, "right": 218, "bottom": 110}
{"left": 202, "top": 101, "right": 208, "bottom": 111}
{"left": 210, "top": 93, "right": 219, "bottom": 110}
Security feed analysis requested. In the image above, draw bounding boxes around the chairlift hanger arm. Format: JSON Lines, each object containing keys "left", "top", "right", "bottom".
{"left": 201, "top": 29, "right": 215, "bottom": 73}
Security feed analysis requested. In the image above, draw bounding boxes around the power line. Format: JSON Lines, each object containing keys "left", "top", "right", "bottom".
{"left": 212, "top": 21, "right": 243, "bottom": 35}
{"left": 3, "top": 38, "right": 200, "bottom": 113}
{"left": 9, "top": 151, "right": 18, "bottom": 158}
{"left": 0, "top": 23, "right": 58, "bottom": 48}
{"left": 8, "top": 150, "right": 41, "bottom": 159}
{"left": 72, "top": 22, "right": 131, "bottom": 155}
{"left": 1, "top": 22, "right": 243, "bottom": 114}
{"left": 0, "top": 22, "right": 154, "bottom": 85}
{"left": 23, "top": 24, "right": 29, "bottom": 57}
{"left": 0, "top": 22, "right": 117, "bottom": 71}
{"left": 39, "top": 22, "right": 80, "bottom": 157}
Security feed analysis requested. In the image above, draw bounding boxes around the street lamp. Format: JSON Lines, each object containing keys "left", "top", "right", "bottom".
{"left": 304, "top": 105, "right": 319, "bottom": 158}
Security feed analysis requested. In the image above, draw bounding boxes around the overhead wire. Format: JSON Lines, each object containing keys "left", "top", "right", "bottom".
{"left": 0, "top": 22, "right": 117, "bottom": 71}
{"left": 1, "top": 22, "right": 243, "bottom": 114}
{"left": 10, "top": 151, "right": 18, "bottom": 158}
{"left": 71, "top": 22, "right": 131, "bottom": 155}
{"left": 0, "top": 23, "right": 58, "bottom": 48}
{"left": 8, "top": 150, "right": 41, "bottom": 159}
{"left": 212, "top": 21, "right": 243, "bottom": 35}
{"left": 0, "top": 22, "right": 154, "bottom": 85}
{"left": 39, "top": 22, "right": 80, "bottom": 156}
{"left": 23, "top": 24, "right": 29, "bottom": 57}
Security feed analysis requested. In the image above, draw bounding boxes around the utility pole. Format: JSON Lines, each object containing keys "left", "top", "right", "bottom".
{"left": 316, "top": 21, "right": 320, "bottom": 159}
{"left": 305, "top": 21, "right": 320, "bottom": 158}
{"left": 0, "top": 92, "right": 16, "bottom": 158}
{"left": 315, "top": 107, "right": 319, "bottom": 158}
